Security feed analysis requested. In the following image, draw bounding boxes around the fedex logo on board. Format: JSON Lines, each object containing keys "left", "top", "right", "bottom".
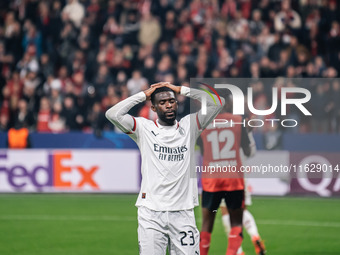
{"left": 0, "top": 151, "right": 99, "bottom": 190}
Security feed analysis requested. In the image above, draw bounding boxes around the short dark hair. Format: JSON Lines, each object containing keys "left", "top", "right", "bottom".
{"left": 151, "top": 87, "right": 175, "bottom": 105}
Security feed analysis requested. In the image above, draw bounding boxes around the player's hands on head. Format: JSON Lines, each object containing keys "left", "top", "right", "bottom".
{"left": 144, "top": 82, "right": 168, "bottom": 100}
{"left": 160, "top": 82, "right": 181, "bottom": 94}
{"left": 144, "top": 82, "right": 181, "bottom": 100}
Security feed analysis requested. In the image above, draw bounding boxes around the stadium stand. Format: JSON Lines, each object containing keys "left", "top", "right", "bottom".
{"left": 0, "top": 0, "right": 339, "bottom": 134}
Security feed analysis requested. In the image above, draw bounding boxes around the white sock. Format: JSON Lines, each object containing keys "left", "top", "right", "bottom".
{"left": 237, "top": 246, "right": 243, "bottom": 254}
{"left": 243, "top": 209, "right": 259, "bottom": 238}
{"left": 222, "top": 214, "right": 231, "bottom": 236}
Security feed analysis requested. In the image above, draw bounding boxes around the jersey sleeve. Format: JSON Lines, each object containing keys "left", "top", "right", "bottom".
{"left": 105, "top": 92, "right": 146, "bottom": 140}
{"left": 180, "top": 86, "right": 225, "bottom": 138}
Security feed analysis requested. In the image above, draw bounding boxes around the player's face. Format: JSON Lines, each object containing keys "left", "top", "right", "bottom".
{"left": 152, "top": 91, "right": 178, "bottom": 125}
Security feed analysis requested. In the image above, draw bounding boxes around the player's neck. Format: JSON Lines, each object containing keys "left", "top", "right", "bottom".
{"left": 157, "top": 119, "right": 176, "bottom": 126}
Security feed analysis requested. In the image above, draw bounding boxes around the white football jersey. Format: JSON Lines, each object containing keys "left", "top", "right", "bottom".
{"left": 131, "top": 115, "right": 199, "bottom": 211}
{"left": 106, "top": 86, "right": 224, "bottom": 211}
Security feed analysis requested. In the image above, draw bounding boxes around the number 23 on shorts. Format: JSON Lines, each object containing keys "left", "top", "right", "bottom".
{"left": 179, "top": 231, "right": 195, "bottom": 246}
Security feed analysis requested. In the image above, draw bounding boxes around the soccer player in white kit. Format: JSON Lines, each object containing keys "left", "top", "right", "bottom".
{"left": 105, "top": 82, "right": 224, "bottom": 254}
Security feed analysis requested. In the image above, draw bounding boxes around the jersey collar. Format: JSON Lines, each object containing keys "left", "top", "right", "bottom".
{"left": 155, "top": 119, "right": 179, "bottom": 130}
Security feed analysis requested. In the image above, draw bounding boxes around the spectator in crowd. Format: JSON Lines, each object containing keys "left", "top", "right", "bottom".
{"left": 49, "top": 99, "right": 66, "bottom": 133}
{"left": 142, "top": 56, "right": 156, "bottom": 84}
{"left": 22, "top": 21, "right": 42, "bottom": 57}
{"left": 227, "top": 11, "right": 249, "bottom": 55}
{"left": 85, "top": 101, "right": 107, "bottom": 137}
{"left": 93, "top": 64, "right": 113, "bottom": 98}
{"left": 103, "top": 16, "right": 123, "bottom": 41}
{"left": 274, "top": 0, "right": 301, "bottom": 33}
{"left": 127, "top": 70, "right": 148, "bottom": 96}
{"left": 138, "top": 12, "right": 161, "bottom": 46}
{"left": 36, "top": 96, "right": 51, "bottom": 132}
{"left": 0, "top": 41, "right": 14, "bottom": 71}
{"left": 0, "top": 113, "right": 9, "bottom": 132}
{"left": 249, "top": 9, "right": 265, "bottom": 36}
{"left": 48, "top": 79, "right": 63, "bottom": 106}
{"left": 39, "top": 54, "right": 54, "bottom": 79}
{"left": 62, "top": 0, "right": 85, "bottom": 28}
{"left": 17, "top": 46, "right": 39, "bottom": 79}
{"left": 61, "top": 95, "right": 82, "bottom": 131}
{"left": 13, "top": 98, "right": 35, "bottom": 130}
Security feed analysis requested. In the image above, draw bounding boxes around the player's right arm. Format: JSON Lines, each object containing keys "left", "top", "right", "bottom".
{"left": 105, "top": 92, "right": 144, "bottom": 134}
{"left": 105, "top": 82, "right": 166, "bottom": 134}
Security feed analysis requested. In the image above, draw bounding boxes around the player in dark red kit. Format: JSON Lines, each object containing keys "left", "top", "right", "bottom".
{"left": 198, "top": 93, "right": 256, "bottom": 255}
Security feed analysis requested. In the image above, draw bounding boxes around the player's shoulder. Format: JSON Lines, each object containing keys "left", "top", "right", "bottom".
{"left": 134, "top": 117, "right": 157, "bottom": 128}
{"left": 135, "top": 117, "right": 156, "bottom": 126}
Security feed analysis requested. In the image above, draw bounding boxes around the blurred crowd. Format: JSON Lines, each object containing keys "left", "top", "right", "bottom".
{"left": 0, "top": 0, "right": 340, "bottom": 135}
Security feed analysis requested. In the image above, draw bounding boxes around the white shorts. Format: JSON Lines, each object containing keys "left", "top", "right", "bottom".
{"left": 137, "top": 206, "right": 200, "bottom": 255}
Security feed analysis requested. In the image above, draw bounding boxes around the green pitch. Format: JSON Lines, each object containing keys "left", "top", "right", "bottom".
{"left": 0, "top": 194, "right": 339, "bottom": 255}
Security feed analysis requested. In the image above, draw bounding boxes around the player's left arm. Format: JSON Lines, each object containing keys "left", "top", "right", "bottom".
{"left": 178, "top": 86, "right": 225, "bottom": 131}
